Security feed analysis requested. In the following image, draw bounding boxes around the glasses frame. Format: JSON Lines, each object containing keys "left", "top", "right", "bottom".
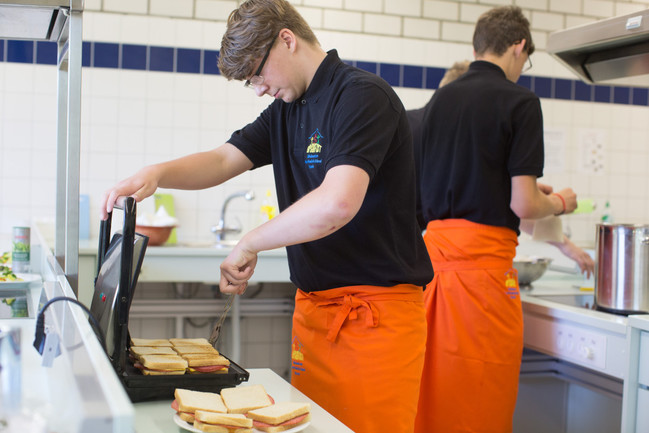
{"left": 244, "top": 36, "right": 277, "bottom": 88}
{"left": 522, "top": 55, "right": 532, "bottom": 73}
{"left": 514, "top": 39, "right": 532, "bottom": 74}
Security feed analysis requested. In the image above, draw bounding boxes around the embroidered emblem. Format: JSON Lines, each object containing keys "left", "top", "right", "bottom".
{"left": 291, "top": 335, "right": 305, "bottom": 376}
{"left": 505, "top": 268, "right": 520, "bottom": 299}
{"left": 305, "top": 129, "right": 323, "bottom": 169}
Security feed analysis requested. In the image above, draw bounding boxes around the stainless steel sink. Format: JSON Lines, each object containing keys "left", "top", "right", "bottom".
{"left": 176, "top": 240, "right": 238, "bottom": 248}
{"left": 214, "top": 239, "right": 239, "bottom": 248}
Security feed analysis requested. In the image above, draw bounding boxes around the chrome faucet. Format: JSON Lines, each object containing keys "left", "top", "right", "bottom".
{"left": 211, "top": 190, "right": 255, "bottom": 242}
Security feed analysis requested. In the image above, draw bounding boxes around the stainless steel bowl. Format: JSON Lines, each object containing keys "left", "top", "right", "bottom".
{"left": 513, "top": 258, "right": 553, "bottom": 286}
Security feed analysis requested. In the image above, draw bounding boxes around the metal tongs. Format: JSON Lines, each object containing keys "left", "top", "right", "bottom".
{"left": 208, "top": 294, "right": 235, "bottom": 347}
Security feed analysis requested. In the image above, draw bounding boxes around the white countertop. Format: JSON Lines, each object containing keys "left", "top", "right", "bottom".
{"left": 134, "top": 368, "right": 354, "bottom": 433}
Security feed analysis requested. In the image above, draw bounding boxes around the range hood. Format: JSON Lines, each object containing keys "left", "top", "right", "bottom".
{"left": 547, "top": 9, "right": 649, "bottom": 87}
{"left": 0, "top": 0, "right": 82, "bottom": 41}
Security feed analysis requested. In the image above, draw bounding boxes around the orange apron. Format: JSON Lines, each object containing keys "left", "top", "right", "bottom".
{"left": 415, "top": 219, "right": 523, "bottom": 433}
{"left": 291, "top": 284, "right": 426, "bottom": 433}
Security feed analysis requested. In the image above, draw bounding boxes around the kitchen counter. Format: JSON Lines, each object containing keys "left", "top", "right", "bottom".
{"left": 135, "top": 368, "right": 353, "bottom": 433}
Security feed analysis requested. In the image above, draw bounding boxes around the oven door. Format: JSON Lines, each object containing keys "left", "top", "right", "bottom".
{"left": 514, "top": 348, "right": 622, "bottom": 433}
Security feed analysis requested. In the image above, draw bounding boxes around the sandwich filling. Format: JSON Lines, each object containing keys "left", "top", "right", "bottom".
{"left": 252, "top": 412, "right": 310, "bottom": 429}
{"left": 193, "top": 411, "right": 252, "bottom": 432}
{"left": 247, "top": 402, "right": 311, "bottom": 431}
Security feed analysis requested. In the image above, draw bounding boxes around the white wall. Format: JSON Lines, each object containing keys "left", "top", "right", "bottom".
{"left": 2, "top": 0, "right": 649, "bottom": 249}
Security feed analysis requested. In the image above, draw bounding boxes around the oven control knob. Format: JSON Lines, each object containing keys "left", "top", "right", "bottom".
{"left": 579, "top": 344, "right": 594, "bottom": 360}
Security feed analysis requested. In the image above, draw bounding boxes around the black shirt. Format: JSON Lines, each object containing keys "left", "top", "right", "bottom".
{"left": 419, "top": 61, "right": 545, "bottom": 234}
{"left": 406, "top": 106, "right": 427, "bottom": 231}
{"left": 228, "top": 50, "right": 434, "bottom": 291}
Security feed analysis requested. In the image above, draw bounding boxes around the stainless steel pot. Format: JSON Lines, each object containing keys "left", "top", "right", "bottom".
{"left": 595, "top": 223, "right": 649, "bottom": 314}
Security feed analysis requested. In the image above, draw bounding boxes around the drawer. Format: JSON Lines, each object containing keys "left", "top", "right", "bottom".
{"left": 639, "top": 332, "right": 649, "bottom": 386}
{"left": 637, "top": 387, "right": 649, "bottom": 432}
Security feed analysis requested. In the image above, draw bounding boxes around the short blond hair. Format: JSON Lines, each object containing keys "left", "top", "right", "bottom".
{"left": 439, "top": 60, "right": 470, "bottom": 87}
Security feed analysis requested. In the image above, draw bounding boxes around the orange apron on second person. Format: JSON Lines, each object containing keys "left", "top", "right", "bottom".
{"left": 415, "top": 219, "right": 523, "bottom": 433}
{"left": 291, "top": 284, "right": 426, "bottom": 433}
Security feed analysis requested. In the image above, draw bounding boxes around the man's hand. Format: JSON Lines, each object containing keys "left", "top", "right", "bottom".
{"left": 220, "top": 244, "right": 258, "bottom": 295}
{"left": 100, "top": 165, "right": 161, "bottom": 219}
{"left": 554, "top": 188, "right": 578, "bottom": 214}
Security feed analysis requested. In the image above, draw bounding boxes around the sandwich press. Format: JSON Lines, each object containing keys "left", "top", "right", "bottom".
{"left": 89, "top": 197, "right": 249, "bottom": 402}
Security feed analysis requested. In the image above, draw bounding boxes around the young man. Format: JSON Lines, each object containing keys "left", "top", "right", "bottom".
{"left": 100, "top": 1, "right": 433, "bottom": 432}
{"left": 414, "top": 6, "right": 579, "bottom": 433}
{"left": 409, "top": 61, "right": 595, "bottom": 272}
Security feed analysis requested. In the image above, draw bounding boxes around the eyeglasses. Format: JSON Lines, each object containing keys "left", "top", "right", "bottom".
{"left": 522, "top": 55, "right": 532, "bottom": 73}
{"left": 244, "top": 36, "right": 277, "bottom": 88}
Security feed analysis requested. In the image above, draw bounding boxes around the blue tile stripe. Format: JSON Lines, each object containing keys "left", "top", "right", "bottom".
{"left": 0, "top": 38, "right": 647, "bottom": 107}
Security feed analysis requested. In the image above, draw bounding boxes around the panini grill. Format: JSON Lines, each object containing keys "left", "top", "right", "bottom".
{"left": 89, "top": 197, "right": 249, "bottom": 402}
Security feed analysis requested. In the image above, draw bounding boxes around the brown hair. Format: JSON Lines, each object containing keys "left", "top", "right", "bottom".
{"left": 218, "top": 0, "right": 319, "bottom": 80}
{"left": 472, "top": 6, "right": 535, "bottom": 57}
{"left": 439, "top": 60, "right": 470, "bottom": 87}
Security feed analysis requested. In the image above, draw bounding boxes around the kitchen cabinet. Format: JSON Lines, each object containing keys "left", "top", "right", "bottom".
{"left": 517, "top": 272, "right": 628, "bottom": 433}
{"left": 622, "top": 316, "right": 649, "bottom": 432}
{"left": 0, "top": 0, "right": 84, "bottom": 294}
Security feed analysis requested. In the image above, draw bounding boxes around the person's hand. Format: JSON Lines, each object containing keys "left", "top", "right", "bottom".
{"left": 219, "top": 243, "right": 258, "bottom": 295}
{"left": 555, "top": 237, "right": 595, "bottom": 279}
{"left": 553, "top": 188, "right": 578, "bottom": 214}
{"left": 100, "top": 165, "right": 161, "bottom": 220}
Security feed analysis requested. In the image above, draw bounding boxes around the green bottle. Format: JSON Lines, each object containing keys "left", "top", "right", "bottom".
{"left": 601, "top": 201, "right": 612, "bottom": 223}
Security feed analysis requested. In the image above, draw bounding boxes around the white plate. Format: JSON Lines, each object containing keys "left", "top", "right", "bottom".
{"left": 173, "top": 413, "right": 311, "bottom": 433}
{"left": 0, "top": 273, "right": 41, "bottom": 289}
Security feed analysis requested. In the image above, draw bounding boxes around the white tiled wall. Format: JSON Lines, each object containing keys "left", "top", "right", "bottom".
{"left": 2, "top": 0, "right": 649, "bottom": 375}
{"left": 1, "top": 2, "right": 648, "bottom": 244}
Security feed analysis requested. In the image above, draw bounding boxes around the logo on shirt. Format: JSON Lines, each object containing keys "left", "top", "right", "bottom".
{"left": 305, "top": 129, "right": 324, "bottom": 169}
{"left": 291, "top": 335, "right": 305, "bottom": 376}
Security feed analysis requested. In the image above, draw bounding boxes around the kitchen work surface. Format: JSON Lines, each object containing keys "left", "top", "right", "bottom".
{"left": 134, "top": 368, "right": 354, "bottom": 433}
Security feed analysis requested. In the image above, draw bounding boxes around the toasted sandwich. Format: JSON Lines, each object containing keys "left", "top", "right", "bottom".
{"left": 248, "top": 402, "right": 311, "bottom": 433}
{"left": 194, "top": 411, "right": 253, "bottom": 433}
{"left": 170, "top": 337, "right": 212, "bottom": 347}
{"left": 173, "top": 345, "right": 220, "bottom": 355}
{"left": 129, "top": 345, "right": 177, "bottom": 362}
{"left": 220, "top": 384, "right": 274, "bottom": 414}
{"left": 172, "top": 388, "right": 228, "bottom": 424}
{"left": 134, "top": 354, "right": 187, "bottom": 375}
{"left": 183, "top": 353, "right": 230, "bottom": 374}
{"left": 131, "top": 337, "right": 172, "bottom": 347}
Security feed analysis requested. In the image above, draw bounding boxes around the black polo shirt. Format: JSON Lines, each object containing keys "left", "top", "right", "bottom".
{"left": 406, "top": 106, "right": 427, "bottom": 231}
{"left": 228, "top": 50, "right": 433, "bottom": 291}
{"left": 419, "top": 61, "right": 545, "bottom": 234}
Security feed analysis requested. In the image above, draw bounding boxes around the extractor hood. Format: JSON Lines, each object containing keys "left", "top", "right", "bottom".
{"left": 0, "top": 0, "right": 82, "bottom": 41}
{"left": 547, "top": 9, "right": 649, "bottom": 87}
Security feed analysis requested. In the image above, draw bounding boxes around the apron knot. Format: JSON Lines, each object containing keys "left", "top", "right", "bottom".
{"left": 326, "top": 294, "right": 379, "bottom": 342}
